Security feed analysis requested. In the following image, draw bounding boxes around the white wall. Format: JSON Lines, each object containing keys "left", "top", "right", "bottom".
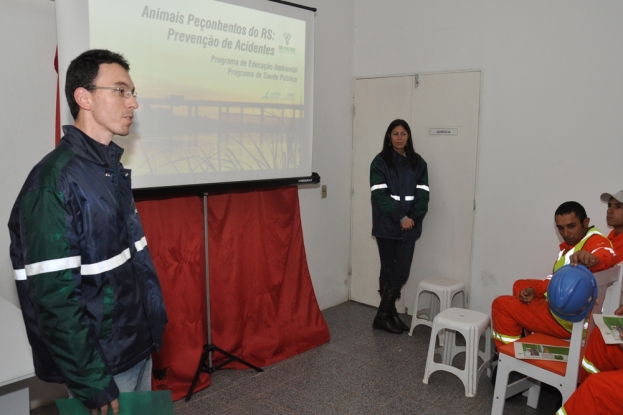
{"left": 299, "top": 0, "right": 354, "bottom": 310}
{"left": 1, "top": 1, "right": 68, "bottom": 408}
{"left": 1, "top": 0, "right": 58, "bottom": 308}
{"left": 353, "top": 0, "right": 623, "bottom": 314}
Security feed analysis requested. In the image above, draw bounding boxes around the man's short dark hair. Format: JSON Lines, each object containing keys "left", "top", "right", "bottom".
{"left": 65, "top": 49, "right": 130, "bottom": 120}
{"left": 555, "top": 201, "right": 587, "bottom": 222}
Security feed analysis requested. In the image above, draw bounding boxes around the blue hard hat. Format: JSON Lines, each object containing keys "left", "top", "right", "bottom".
{"left": 547, "top": 264, "right": 597, "bottom": 322}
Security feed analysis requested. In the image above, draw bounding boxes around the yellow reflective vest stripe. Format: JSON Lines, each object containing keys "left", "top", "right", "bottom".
{"left": 553, "top": 227, "right": 603, "bottom": 272}
{"left": 549, "top": 227, "right": 605, "bottom": 332}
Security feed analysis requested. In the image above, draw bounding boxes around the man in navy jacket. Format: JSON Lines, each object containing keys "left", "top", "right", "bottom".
{"left": 8, "top": 49, "right": 167, "bottom": 415}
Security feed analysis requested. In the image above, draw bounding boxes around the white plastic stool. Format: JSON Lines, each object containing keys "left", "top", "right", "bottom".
{"left": 422, "top": 308, "right": 492, "bottom": 397}
{"left": 408, "top": 277, "right": 466, "bottom": 336}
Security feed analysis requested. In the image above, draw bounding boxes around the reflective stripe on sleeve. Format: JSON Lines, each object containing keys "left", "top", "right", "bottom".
{"left": 492, "top": 328, "right": 521, "bottom": 344}
{"left": 556, "top": 407, "right": 568, "bottom": 415}
{"left": 581, "top": 357, "right": 600, "bottom": 375}
{"left": 592, "top": 246, "right": 615, "bottom": 255}
{"left": 25, "top": 256, "right": 81, "bottom": 277}
{"left": 14, "top": 269, "right": 27, "bottom": 281}
{"left": 135, "top": 236, "right": 147, "bottom": 252}
{"left": 22, "top": 240, "right": 147, "bottom": 278}
{"left": 416, "top": 184, "right": 430, "bottom": 191}
{"left": 370, "top": 184, "right": 388, "bottom": 191}
{"left": 391, "top": 195, "right": 400, "bottom": 201}
{"left": 81, "top": 249, "right": 131, "bottom": 276}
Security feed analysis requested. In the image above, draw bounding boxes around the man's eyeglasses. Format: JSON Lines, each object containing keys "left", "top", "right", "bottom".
{"left": 87, "top": 86, "right": 137, "bottom": 99}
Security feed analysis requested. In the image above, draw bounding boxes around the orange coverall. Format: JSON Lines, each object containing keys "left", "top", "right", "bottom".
{"left": 491, "top": 232, "right": 616, "bottom": 351}
{"left": 580, "top": 231, "right": 623, "bottom": 374}
{"left": 557, "top": 231, "right": 623, "bottom": 414}
{"left": 557, "top": 369, "right": 623, "bottom": 415}
{"left": 608, "top": 230, "right": 623, "bottom": 263}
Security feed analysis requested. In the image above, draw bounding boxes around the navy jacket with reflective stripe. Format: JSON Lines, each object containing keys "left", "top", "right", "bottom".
{"left": 8, "top": 126, "right": 167, "bottom": 409}
{"left": 370, "top": 151, "right": 429, "bottom": 240}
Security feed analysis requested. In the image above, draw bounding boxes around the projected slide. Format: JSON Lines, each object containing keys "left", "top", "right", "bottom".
{"left": 57, "top": 0, "right": 314, "bottom": 189}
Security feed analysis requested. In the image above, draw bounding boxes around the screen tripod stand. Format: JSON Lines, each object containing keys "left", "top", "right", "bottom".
{"left": 186, "top": 193, "right": 263, "bottom": 402}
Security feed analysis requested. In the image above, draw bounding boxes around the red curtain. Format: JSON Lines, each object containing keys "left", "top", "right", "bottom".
{"left": 136, "top": 195, "right": 209, "bottom": 399}
{"left": 136, "top": 186, "right": 330, "bottom": 401}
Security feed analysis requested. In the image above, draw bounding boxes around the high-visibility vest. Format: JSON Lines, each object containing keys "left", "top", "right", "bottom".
{"left": 553, "top": 227, "right": 603, "bottom": 272}
{"left": 549, "top": 227, "right": 605, "bottom": 332}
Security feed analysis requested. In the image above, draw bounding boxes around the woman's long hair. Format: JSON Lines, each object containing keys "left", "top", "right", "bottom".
{"left": 380, "top": 119, "right": 419, "bottom": 170}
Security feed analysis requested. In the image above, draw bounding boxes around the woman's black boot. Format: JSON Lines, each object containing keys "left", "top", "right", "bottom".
{"left": 391, "top": 305, "right": 409, "bottom": 332}
{"left": 379, "top": 280, "right": 409, "bottom": 331}
{"left": 373, "top": 288, "right": 403, "bottom": 334}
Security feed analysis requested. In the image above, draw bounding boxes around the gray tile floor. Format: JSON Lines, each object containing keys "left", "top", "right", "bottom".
{"left": 31, "top": 301, "right": 560, "bottom": 414}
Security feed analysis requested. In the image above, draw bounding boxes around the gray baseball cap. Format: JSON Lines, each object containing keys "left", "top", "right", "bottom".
{"left": 600, "top": 190, "right": 623, "bottom": 203}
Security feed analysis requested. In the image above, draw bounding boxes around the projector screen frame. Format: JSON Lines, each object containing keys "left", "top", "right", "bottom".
{"left": 56, "top": 0, "right": 317, "bottom": 192}
{"left": 267, "top": 0, "right": 317, "bottom": 13}
{"left": 132, "top": 172, "right": 320, "bottom": 199}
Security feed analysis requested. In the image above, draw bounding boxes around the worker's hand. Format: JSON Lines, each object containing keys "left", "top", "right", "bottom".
{"left": 92, "top": 399, "right": 119, "bottom": 415}
{"left": 400, "top": 218, "right": 415, "bottom": 230}
{"left": 519, "top": 287, "right": 535, "bottom": 304}
{"left": 569, "top": 251, "right": 600, "bottom": 269}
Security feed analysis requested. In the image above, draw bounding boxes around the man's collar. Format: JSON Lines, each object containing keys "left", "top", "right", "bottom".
{"left": 559, "top": 226, "right": 595, "bottom": 250}
{"left": 60, "top": 125, "right": 124, "bottom": 167}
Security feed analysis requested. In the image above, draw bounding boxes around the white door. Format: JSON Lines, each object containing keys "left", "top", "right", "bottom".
{"left": 350, "top": 71, "right": 481, "bottom": 313}
{"left": 350, "top": 76, "right": 413, "bottom": 307}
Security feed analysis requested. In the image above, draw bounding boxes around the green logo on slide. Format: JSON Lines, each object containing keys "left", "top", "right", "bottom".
{"left": 261, "top": 91, "right": 281, "bottom": 100}
{"left": 279, "top": 32, "right": 296, "bottom": 54}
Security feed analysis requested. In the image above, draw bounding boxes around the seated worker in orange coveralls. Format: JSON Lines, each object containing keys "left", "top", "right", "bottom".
{"left": 491, "top": 201, "right": 617, "bottom": 353}
{"left": 558, "top": 191, "right": 623, "bottom": 415}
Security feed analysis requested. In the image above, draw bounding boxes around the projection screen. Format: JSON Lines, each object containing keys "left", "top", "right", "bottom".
{"left": 56, "top": 0, "right": 315, "bottom": 190}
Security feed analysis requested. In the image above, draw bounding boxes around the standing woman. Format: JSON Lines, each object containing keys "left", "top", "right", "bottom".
{"left": 370, "top": 119, "right": 429, "bottom": 334}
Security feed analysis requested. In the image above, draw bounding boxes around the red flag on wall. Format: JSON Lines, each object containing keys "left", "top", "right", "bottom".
{"left": 54, "top": 48, "right": 61, "bottom": 146}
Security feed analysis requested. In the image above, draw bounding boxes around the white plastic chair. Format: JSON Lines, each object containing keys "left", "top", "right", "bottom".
{"left": 409, "top": 277, "right": 466, "bottom": 337}
{"left": 423, "top": 308, "right": 491, "bottom": 397}
{"left": 491, "top": 319, "right": 584, "bottom": 414}
{"left": 594, "top": 264, "right": 623, "bottom": 315}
